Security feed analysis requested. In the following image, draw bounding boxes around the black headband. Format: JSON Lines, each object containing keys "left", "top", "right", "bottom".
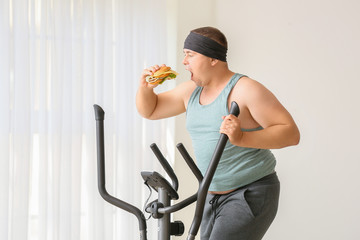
{"left": 184, "top": 32, "right": 227, "bottom": 62}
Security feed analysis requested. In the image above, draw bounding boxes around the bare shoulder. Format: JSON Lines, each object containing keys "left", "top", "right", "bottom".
{"left": 176, "top": 80, "right": 197, "bottom": 94}
{"left": 160, "top": 80, "right": 195, "bottom": 98}
{"left": 232, "top": 75, "right": 296, "bottom": 128}
{"left": 233, "top": 76, "right": 277, "bottom": 104}
{"left": 173, "top": 80, "right": 197, "bottom": 105}
{"left": 230, "top": 76, "right": 265, "bottom": 103}
{"left": 235, "top": 76, "right": 267, "bottom": 92}
{"left": 149, "top": 80, "right": 196, "bottom": 119}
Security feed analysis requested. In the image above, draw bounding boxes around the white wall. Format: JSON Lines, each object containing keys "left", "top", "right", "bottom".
{"left": 173, "top": 0, "right": 360, "bottom": 239}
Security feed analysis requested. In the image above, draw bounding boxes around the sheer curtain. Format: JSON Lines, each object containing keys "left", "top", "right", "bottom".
{"left": 0, "top": 0, "right": 176, "bottom": 239}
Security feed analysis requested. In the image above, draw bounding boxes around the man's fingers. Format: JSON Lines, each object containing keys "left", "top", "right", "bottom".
{"left": 146, "top": 64, "right": 167, "bottom": 75}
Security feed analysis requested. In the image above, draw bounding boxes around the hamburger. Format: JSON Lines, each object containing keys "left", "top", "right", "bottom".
{"left": 146, "top": 66, "right": 178, "bottom": 85}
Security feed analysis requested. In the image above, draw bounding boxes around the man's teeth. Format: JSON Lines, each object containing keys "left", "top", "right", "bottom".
{"left": 146, "top": 78, "right": 160, "bottom": 83}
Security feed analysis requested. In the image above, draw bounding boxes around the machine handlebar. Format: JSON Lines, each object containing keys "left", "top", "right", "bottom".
{"left": 93, "top": 101, "right": 240, "bottom": 240}
{"left": 94, "top": 104, "right": 147, "bottom": 240}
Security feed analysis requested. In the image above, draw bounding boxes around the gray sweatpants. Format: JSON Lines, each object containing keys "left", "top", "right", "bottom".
{"left": 200, "top": 172, "right": 280, "bottom": 240}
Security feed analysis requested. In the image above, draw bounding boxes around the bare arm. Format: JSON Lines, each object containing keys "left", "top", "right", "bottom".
{"left": 221, "top": 78, "right": 300, "bottom": 149}
{"left": 136, "top": 65, "right": 195, "bottom": 120}
{"left": 136, "top": 82, "right": 159, "bottom": 119}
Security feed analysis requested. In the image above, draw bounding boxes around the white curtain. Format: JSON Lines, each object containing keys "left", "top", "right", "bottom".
{"left": 0, "top": 0, "right": 175, "bottom": 239}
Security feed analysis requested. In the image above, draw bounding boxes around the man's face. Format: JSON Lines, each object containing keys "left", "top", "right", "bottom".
{"left": 182, "top": 49, "right": 212, "bottom": 86}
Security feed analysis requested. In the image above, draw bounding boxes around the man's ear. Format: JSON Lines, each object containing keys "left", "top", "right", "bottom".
{"left": 210, "top": 58, "right": 219, "bottom": 66}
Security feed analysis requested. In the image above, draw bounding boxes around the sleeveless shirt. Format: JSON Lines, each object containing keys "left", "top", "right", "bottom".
{"left": 186, "top": 73, "right": 276, "bottom": 191}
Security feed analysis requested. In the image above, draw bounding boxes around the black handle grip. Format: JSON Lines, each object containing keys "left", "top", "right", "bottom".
{"left": 176, "top": 143, "right": 203, "bottom": 183}
{"left": 186, "top": 101, "right": 240, "bottom": 240}
{"left": 94, "top": 104, "right": 105, "bottom": 121}
{"left": 229, "top": 100, "right": 240, "bottom": 117}
{"left": 150, "top": 143, "right": 179, "bottom": 191}
{"left": 150, "top": 143, "right": 204, "bottom": 215}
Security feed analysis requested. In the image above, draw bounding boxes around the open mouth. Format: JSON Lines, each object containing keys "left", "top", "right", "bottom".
{"left": 186, "top": 68, "right": 194, "bottom": 80}
{"left": 184, "top": 66, "right": 194, "bottom": 81}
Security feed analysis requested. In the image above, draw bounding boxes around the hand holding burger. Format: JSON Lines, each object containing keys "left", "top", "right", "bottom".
{"left": 146, "top": 66, "right": 178, "bottom": 85}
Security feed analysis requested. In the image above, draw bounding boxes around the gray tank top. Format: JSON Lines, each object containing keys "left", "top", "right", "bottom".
{"left": 186, "top": 73, "right": 276, "bottom": 191}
